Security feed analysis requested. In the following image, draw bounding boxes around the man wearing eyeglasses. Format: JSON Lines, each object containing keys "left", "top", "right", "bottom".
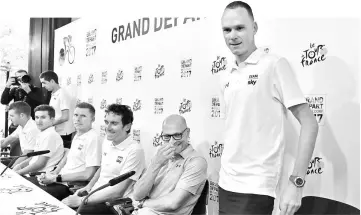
{"left": 131, "top": 114, "right": 207, "bottom": 215}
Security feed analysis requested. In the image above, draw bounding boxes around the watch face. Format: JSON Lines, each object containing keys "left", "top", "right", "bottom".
{"left": 295, "top": 177, "right": 304, "bottom": 186}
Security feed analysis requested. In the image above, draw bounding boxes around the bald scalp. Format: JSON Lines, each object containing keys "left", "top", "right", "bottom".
{"left": 162, "top": 114, "right": 187, "bottom": 130}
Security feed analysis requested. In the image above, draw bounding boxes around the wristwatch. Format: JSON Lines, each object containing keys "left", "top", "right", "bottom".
{"left": 289, "top": 175, "right": 305, "bottom": 187}
{"left": 56, "top": 174, "right": 62, "bottom": 183}
{"left": 138, "top": 199, "right": 146, "bottom": 208}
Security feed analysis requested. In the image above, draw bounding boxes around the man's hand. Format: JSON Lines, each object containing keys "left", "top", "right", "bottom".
{"left": 74, "top": 186, "right": 91, "bottom": 197}
{"left": 279, "top": 182, "right": 302, "bottom": 215}
{"left": 6, "top": 78, "right": 15, "bottom": 88}
{"left": 62, "top": 194, "right": 82, "bottom": 208}
{"left": 37, "top": 172, "right": 56, "bottom": 185}
{"left": 152, "top": 144, "right": 175, "bottom": 167}
{"left": 19, "top": 82, "right": 31, "bottom": 93}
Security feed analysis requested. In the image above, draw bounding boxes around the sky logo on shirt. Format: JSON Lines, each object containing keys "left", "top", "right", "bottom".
{"left": 248, "top": 74, "right": 258, "bottom": 85}
{"left": 116, "top": 156, "right": 123, "bottom": 164}
{"left": 78, "top": 144, "right": 84, "bottom": 151}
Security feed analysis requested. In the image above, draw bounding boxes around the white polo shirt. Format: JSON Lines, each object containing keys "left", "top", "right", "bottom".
{"left": 219, "top": 47, "right": 306, "bottom": 197}
{"left": 92, "top": 135, "right": 145, "bottom": 198}
{"left": 29, "top": 126, "right": 65, "bottom": 172}
{"left": 60, "top": 129, "right": 102, "bottom": 175}
{"left": 10, "top": 119, "right": 40, "bottom": 151}
{"left": 49, "top": 88, "right": 75, "bottom": 136}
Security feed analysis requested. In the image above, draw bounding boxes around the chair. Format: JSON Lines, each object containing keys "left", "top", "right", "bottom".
{"left": 106, "top": 180, "right": 209, "bottom": 215}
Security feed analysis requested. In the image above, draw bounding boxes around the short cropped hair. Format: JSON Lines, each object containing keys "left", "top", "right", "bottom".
{"left": 225, "top": 1, "right": 254, "bottom": 21}
{"left": 39, "top": 70, "right": 59, "bottom": 84}
{"left": 9, "top": 101, "right": 31, "bottom": 116}
{"left": 34, "top": 105, "right": 56, "bottom": 118}
{"left": 105, "top": 104, "right": 134, "bottom": 133}
{"left": 76, "top": 102, "right": 96, "bottom": 117}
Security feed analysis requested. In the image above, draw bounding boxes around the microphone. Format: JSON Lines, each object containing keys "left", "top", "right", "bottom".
{"left": 0, "top": 150, "right": 50, "bottom": 176}
{"left": 75, "top": 171, "right": 135, "bottom": 215}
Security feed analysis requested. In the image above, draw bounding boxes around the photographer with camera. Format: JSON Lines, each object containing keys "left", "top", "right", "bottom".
{"left": 1, "top": 69, "right": 44, "bottom": 120}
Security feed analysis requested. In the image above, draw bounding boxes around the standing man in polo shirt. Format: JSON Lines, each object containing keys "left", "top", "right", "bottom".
{"left": 32, "top": 102, "right": 102, "bottom": 201}
{"left": 13, "top": 105, "right": 65, "bottom": 176}
{"left": 219, "top": 1, "right": 319, "bottom": 215}
{"left": 0, "top": 101, "right": 40, "bottom": 167}
{"left": 131, "top": 114, "right": 207, "bottom": 215}
{"left": 39, "top": 70, "right": 75, "bottom": 148}
{"left": 62, "top": 104, "right": 145, "bottom": 215}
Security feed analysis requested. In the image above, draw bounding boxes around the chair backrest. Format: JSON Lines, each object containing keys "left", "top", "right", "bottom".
{"left": 191, "top": 180, "right": 209, "bottom": 215}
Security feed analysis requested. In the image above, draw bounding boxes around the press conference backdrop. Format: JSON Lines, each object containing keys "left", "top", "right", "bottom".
{"left": 53, "top": 13, "right": 359, "bottom": 215}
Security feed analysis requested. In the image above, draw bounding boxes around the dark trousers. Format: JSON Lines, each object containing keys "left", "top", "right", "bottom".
{"left": 74, "top": 203, "right": 115, "bottom": 215}
{"left": 61, "top": 133, "right": 74, "bottom": 149}
{"left": 219, "top": 186, "right": 275, "bottom": 215}
{"left": 25, "top": 176, "right": 72, "bottom": 201}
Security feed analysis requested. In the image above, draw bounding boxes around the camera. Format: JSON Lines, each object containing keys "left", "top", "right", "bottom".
{"left": 11, "top": 75, "right": 31, "bottom": 85}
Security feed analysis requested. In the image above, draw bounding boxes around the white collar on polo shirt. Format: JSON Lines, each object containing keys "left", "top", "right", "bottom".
{"left": 230, "top": 47, "right": 270, "bottom": 73}
{"left": 111, "top": 134, "right": 133, "bottom": 151}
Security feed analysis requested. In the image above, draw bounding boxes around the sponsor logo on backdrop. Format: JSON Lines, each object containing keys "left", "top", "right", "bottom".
{"left": 88, "top": 97, "right": 93, "bottom": 105}
{"left": 76, "top": 99, "right": 81, "bottom": 105}
{"left": 86, "top": 28, "right": 97, "bottom": 57}
{"left": 59, "top": 35, "right": 75, "bottom": 66}
{"left": 209, "top": 181, "right": 219, "bottom": 203}
{"left": 133, "top": 99, "right": 141, "bottom": 111}
{"left": 0, "top": 185, "right": 33, "bottom": 194}
{"left": 100, "top": 99, "right": 107, "bottom": 109}
{"left": 248, "top": 74, "right": 258, "bottom": 86}
{"left": 133, "top": 129, "right": 140, "bottom": 143}
{"left": 153, "top": 133, "right": 163, "bottom": 147}
{"left": 88, "top": 73, "right": 94, "bottom": 84}
{"left": 211, "top": 56, "right": 227, "bottom": 74}
{"left": 116, "top": 69, "right": 124, "bottom": 81}
{"left": 211, "top": 97, "right": 221, "bottom": 118}
{"left": 181, "top": 58, "right": 192, "bottom": 78}
{"left": 116, "top": 98, "right": 122, "bottom": 105}
{"left": 111, "top": 17, "right": 201, "bottom": 43}
{"left": 66, "top": 77, "right": 71, "bottom": 86}
{"left": 154, "top": 97, "right": 164, "bottom": 114}
{"left": 301, "top": 43, "right": 327, "bottom": 67}
{"left": 134, "top": 66, "right": 142, "bottom": 81}
{"left": 307, "top": 156, "right": 324, "bottom": 175}
{"left": 305, "top": 95, "right": 325, "bottom": 125}
{"left": 100, "top": 125, "right": 106, "bottom": 137}
{"left": 209, "top": 141, "right": 224, "bottom": 158}
{"left": 101, "top": 71, "right": 108, "bottom": 84}
{"left": 16, "top": 202, "right": 62, "bottom": 214}
{"left": 155, "top": 64, "right": 165, "bottom": 79}
{"left": 179, "top": 99, "right": 192, "bottom": 114}
{"left": 77, "top": 74, "right": 81, "bottom": 86}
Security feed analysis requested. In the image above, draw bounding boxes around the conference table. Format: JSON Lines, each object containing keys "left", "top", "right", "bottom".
{"left": 0, "top": 162, "right": 76, "bottom": 215}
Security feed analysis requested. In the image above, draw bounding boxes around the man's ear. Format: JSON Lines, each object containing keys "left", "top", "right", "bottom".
{"left": 253, "top": 21, "right": 258, "bottom": 35}
{"left": 124, "top": 123, "right": 132, "bottom": 133}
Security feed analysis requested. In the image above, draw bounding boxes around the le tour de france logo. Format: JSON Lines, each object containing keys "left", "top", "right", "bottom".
{"left": 116, "top": 98, "right": 122, "bottom": 105}
{"left": 116, "top": 69, "right": 124, "bottom": 82}
{"left": 100, "top": 99, "right": 107, "bottom": 109}
{"left": 155, "top": 64, "right": 165, "bottom": 79}
{"left": 59, "top": 35, "right": 75, "bottom": 66}
{"left": 179, "top": 98, "right": 192, "bottom": 114}
{"left": 209, "top": 141, "right": 224, "bottom": 158}
{"left": 133, "top": 99, "right": 141, "bottom": 111}
{"left": 301, "top": 43, "right": 327, "bottom": 67}
{"left": 66, "top": 77, "right": 71, "bottom": 86}
{"left": 211, "top": 56, "right": 227, "bottom": 75}
{"left": 88, "top": 73, "right": 94, "bottom": 84}
{"left": 153, "top": 133, "right": 164, "bottom": 147}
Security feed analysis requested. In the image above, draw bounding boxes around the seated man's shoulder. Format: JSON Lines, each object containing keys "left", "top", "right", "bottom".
{"left": 184, "top": 150, "right": 207, "bottom": 170}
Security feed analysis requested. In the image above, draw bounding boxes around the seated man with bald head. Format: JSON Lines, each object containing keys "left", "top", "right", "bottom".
{"left": 131, "top": 114, "right": 207, "bottom": 215}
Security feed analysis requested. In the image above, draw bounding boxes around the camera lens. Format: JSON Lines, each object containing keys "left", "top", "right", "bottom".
{"left": 20, "top": 75, "right": 31, "bottom": 83}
